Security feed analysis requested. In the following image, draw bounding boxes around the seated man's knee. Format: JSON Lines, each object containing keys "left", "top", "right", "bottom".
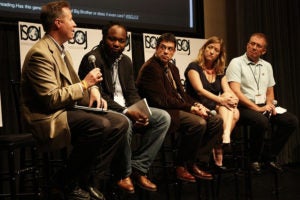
{"left": 210, "top": 115, "right": 223, "bottom": 127}
{"left": 190, "top": 116, "right": 207, "bottom": 134}
{"left": 256, "top": 116, "right": 269, "bottom": 130}
{"left": 150, "top": 108, "right": 171, "bottom": 125}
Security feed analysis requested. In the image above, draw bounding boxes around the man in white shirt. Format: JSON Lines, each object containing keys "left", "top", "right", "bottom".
{"left": 226, "top": 32, "right": 298, "bottom": 173}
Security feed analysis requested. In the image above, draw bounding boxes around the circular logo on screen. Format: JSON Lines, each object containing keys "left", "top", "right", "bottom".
{"left": 179, "top": 39, "right": 189, "bottom": 51}
{"left": 27, "top": 26, "right": 40, "bottom": 41}
{"left": 74, "top": 30, "right": 86, "bottom": 45}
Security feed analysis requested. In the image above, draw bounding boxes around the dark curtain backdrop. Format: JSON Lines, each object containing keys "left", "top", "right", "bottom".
{"left": 226, "top": 0, "right": 300, "bottom": 163}
{"left": 0, "top": 0, "right": 299, "bottom": 163}
{"left": 0, "top": 21, "right": 22, "bottom": 135}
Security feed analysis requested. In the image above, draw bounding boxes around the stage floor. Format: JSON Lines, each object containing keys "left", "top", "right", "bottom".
{"left": 108, "top": 163, "right": 300, "bottom": 200}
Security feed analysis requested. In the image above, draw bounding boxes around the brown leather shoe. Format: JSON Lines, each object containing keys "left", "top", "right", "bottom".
{"left": 176, "top": 166, "right": 196, "bottom": 182}
{"left": 135, "top": 175, "right": 157, "bottom": 192}
{"left": 191, "top": 164, "right": 213, "bottom": 180}
{"left": 117, "top": 177, "right": 135, "bottom": 194}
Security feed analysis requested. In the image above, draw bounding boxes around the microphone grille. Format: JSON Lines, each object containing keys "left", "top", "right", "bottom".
{"left": 88, "top": 55, "right": 96, "bottom": 63}
{"left": 210, "top": 110, "right": 217, "bottom": 116}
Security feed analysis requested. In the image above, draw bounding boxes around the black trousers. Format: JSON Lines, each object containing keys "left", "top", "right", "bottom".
{"left": 62, "top": 109, "right": 128, "bottom": 186}
{"left": 238, "top": 106, "right": 298, "bottom": 162}
{"left": 177, "top": 111, "right": 223, "bottom": 166}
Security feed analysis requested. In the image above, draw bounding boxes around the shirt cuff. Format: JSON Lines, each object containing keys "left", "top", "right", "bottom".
{"left": 78, "top": 83, "right": 84, "bottom": 95}
{"left": 122, "top": 108, "right": 128, "bottom": 114}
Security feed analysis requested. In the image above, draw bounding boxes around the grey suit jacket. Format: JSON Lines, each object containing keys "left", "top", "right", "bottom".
{"left": 21, "top": 35, "right": 87, "bottom": 150}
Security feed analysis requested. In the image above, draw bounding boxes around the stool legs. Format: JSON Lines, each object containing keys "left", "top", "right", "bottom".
{"left": 3, "top": 147, "right": 39, "bottom": 199}
{"left": 8, "top": 150, "right": 17, "bottom": 199}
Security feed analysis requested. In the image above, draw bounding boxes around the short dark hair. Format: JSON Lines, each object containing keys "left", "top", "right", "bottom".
{"left": 40, "top": 1, "right": 70, "bottom": 33}
{"left": 156, "top": 33, "right": 177, "bottom": 48}
{"left": 102, "top": 21, "right": 127, "bottom": 40}
{"left": 249, "top": 32, "right": 268, "bottom": 48}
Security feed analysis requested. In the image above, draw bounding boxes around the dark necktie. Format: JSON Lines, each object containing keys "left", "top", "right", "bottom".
{"left": 165, "top": 66, "right": 177, "bottom": 90}
{"left": 165, "top": 66, "right": 184, "bottom": 102}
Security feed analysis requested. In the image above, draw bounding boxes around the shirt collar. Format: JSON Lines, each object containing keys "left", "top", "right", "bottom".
{"left": 243, "top": 53, "right": 262, "bottom": 66}
{"left": 48, "top": 34, "right": 64, "bottom": 55}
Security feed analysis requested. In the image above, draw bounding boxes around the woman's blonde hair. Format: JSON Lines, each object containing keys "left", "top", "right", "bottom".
{"left": 195, "top": 36, "right": 226, "bottom": 75}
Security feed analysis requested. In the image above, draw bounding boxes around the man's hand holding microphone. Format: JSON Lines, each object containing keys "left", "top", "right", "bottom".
{"left": 191, "top": 102, "right": 216, "bottom": 119}
{"left": 80, "top": 55, "right": 107, "bottom": 109}
{"left": 262, "top": 100, "right": 278, "bottom": 118}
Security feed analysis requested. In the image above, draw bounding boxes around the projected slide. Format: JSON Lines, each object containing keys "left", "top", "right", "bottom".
{"left": 0, "top": 0, "right": 196, "bottom": 33}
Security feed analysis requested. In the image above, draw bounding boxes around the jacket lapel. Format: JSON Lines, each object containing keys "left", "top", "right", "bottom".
{"left": 64, "top": 51, "right": 80, "bottom": 83}
{"left": 44, "top": 36, "right": 77, "bottom": 84}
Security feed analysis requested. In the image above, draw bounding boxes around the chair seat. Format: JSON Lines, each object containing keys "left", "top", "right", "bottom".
{"left": 0, "top": 134, "right": 36, "bottom": 150}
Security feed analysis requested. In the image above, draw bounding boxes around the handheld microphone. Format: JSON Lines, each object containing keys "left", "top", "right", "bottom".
{"left": 207, "top": 110, "right": 217, "bottom": 116}
{"left": 87, "top": 54, "right": 103, "bottom": 104}
{"left": 263, "top": 100, "right": 278, "bottom": 118}
{"left": 88, "top": 55, "right": 97, "bottom": 68}
{"left": 269, "top": 100, "right": 278, "bottom": 118}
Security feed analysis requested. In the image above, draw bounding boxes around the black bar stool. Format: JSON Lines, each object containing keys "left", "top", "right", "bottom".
{"left": 0, "top": 133, "right": 39, "bottom": 199}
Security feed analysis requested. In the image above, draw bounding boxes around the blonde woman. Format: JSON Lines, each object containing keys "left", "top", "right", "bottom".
{"left": 184, "top": 36, "right": 239, "bottom": 169}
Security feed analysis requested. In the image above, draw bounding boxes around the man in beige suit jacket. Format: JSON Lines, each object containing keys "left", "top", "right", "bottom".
{"left": 21, "top": 1, "right": 128, "bottom": 199}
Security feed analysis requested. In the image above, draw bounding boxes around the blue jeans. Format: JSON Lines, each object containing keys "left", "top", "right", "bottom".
{"left": 117, "top": 107, "right": 170, "bottom": 178}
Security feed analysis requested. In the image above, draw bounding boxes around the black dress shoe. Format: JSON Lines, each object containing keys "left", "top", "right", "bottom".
{"left": 212, "top": 163, "right": 228, "bottom": 173}
{"left": 87, "top": 186, "right": 105, "bottom": 200}
{"left": 67, "top": 186, "right": 90, "bottom": 200}
{"left": 268, "top": 161, "right": 283, "bottom": 172}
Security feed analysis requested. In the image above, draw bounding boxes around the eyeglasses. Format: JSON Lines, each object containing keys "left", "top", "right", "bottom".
{"left": 248, "top": 41, "right": 264, "bottom": 49}
{"left": 158, "top": 44, "right": 175, "bottom": 52}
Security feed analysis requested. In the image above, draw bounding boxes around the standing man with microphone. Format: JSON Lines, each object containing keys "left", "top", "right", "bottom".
{"left": 226, "top": 32, "right": 298, "bottom": 173}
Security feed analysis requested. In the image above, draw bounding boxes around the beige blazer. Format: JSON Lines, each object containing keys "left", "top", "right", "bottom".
{"left": 21, "top": 35, "right": 88, "bottom": 150}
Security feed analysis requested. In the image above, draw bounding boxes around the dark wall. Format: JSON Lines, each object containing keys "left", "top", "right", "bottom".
{"left": 0, "top": 21, "right": 22, "bottom": 135}
{"left": 225, "top": 0, "right": 300, "bottom": 163}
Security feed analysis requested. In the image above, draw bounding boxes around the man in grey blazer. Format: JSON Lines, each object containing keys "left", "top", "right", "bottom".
{"left": 21, "top": 1, "right": 128, "bottom": 199}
